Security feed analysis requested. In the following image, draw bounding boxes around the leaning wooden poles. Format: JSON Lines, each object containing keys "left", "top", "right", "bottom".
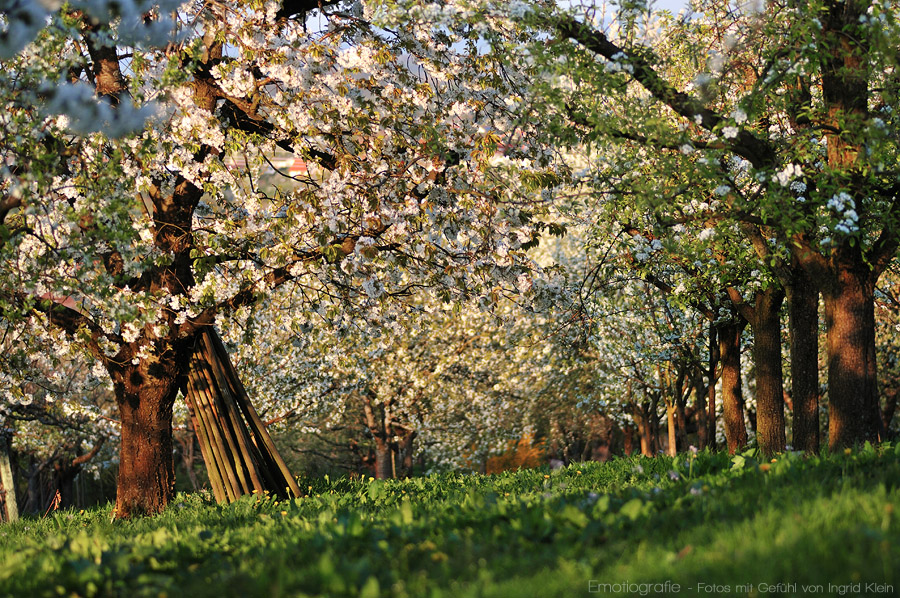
{"left": 0, "top": 430, "right": 18, "bottom": 522}
{"left": 185, "top": 328, "right": 301, "bottom": 503}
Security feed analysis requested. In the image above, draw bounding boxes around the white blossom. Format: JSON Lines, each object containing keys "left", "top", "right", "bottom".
{"left": 722, "top": 126, "right": 739, "bottom": 139}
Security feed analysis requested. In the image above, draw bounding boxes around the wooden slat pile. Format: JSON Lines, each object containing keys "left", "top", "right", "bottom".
{"left": 185, "top": 329, "right": 301, "bottom": 503}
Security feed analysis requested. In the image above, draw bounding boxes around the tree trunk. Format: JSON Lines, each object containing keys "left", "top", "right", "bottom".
{"left": 648, "top": 397, "right": 660, "bottom": 455}
{"left": 787, "top": 266, "right": 820, "bottom": 453}
{"left": 373, "top": 440, "right": 392, "bottom": 480}
{"left": 815, "top": 0, "right": 884, "bottom": 450}
{"left": 399, "top": 431, "right": 416, "bottom": 478}
{"left": 665, "top": 401, "right": 677, "bottom": 457}
{"left": 718, "top": 318, "right": 749, "bottom": 454}
{"left": 746, "top": 403, "right": 757, "bottom": 434}
{"left": 751, "top": 289, "right": 787, "bottom": 456}
{"left": 670, "top": 367, "right": 688, "bottom": 451}
{"left": 823, "top": 263, "right": 883, "bottom": 448}
{"left": 362, "top": 391, "right": 395, "bottom": 479}
{"left": 638, "top": 423, "right": 651, "bottom": 456}
{"left": 26, "top": 463, "right": 41, "bottom": 514}
{"left": 694, "top": 375, "right": 709, "bottom": 450}
{"left": 636, "top": 404, "right": 652, "bottom": 457}
{"left": 53, "top": 465, "right": 78, "bottom": 509}
{"left": 110, "top": 360, "right": 180, "bottom": 518}
{"left": 707, "top": 323, "right": 719, "bottom": 449}
{"left": 675, "top": 392, "right": 688, "bottom": 451}
{"left": 623, "top": 424, "right": 635, "bottom": 456}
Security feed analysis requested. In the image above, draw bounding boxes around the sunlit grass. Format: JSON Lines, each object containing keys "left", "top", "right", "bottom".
{"left": 1, "top": 445, "right": 898, "bottom": 597}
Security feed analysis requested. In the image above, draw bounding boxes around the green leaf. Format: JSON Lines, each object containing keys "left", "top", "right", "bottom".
{"left": 619, "top": 498, "right": 644, "bottom": 521}
{"left": 400, "top": 499, "right": 413, "bottom": 525}
{"left": 359, "top": 576, "right": 380, "bottom": 598}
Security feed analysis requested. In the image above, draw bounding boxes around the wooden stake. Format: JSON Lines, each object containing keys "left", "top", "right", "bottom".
{"left": 0, "top": 432, "right": 18, "bottom": 522}
{"left": 207, "top": 331, "right": 302, "bottom": 498}
{"left": 184, "top": 328, "right": 302, "bottom": 503}
{"left": 188, "top": 359, "right": 241, "bottom": 501}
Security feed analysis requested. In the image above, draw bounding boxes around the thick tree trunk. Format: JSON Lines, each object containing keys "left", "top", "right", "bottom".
{"left": 718, "top": 318, "right": 748, "bottom": 454}
{"left": 752, "top": 289, "right": 787, "bottom": 456}
{"left": 787, "top": 267, "right": 820, "bottom": 453}
{"left": 373, "top": 440, "right": 392, "bottom": 480}
{"left": 638, "top": 423, "right": 651, "bottom": 456}
{"left": 823, "top": 264, "right": 883, "bottom": 448}
{"left": 398, "top": 430, "right": 416, "bottom": 478}
{"left": 707, "top": 324, "right": 719, "bottom": 449}
{"left": 815, "top": 0, "right": 884, "bottom": 450}
{"left": 362, "top": 391, "right": 396, "bottom": 479}
{"left": 110, "top": 360, "right": 180, "bottom": 518}
{"left": 636, "top": 404, "right": 653, "bottom": 457}
{"left": 623, "top": 425, "right": 635, "bottom": 456}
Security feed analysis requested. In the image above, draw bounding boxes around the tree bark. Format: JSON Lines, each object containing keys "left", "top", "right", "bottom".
{"left": 726, "top": 285, "right": 787, "bottom": 456}
{"left": 815, "top": 1, "right": 886, "bottom": 450}
{"left": 752, "top": 289, "right": 787, "bottom": 456}
{"left": 694, "top": 374, "right": 709, "bottom": 450}
{"left": 109, "top": 357, "right": 181, "bottom": 518}
{"left": 718, "top": 318, "right": 749, "bottom": 454}
{"left": 665, "top": 401, "right": 677, "bottom": 457}
{"left": 373, "top": 440, "right": 392, "bottom": 480}
{"left": 623, "top": 424, "right": 635, "bottom": 456}
{"left": 648, "top": 395, "right": 661, "bottom": 455}
{"left": 398, "top": 429, "right": 416, "bottom": 478}
{"left": 362, "top": 391, "right": 396, "bottom": 479}
{"left": 673, "top": 367, "right": 688, "bottom": 451}
{"left": 636, "top": 402, "right": 653, "bottom": 457}
{"left": 746, "top": 403, "right": 758, "bottom": 434}
{"left": 823, "top": 261, "right": 883, "bottom": 448}
{"left": 707, "top": 323, "right": 719, "bottom": 449}
{"left": 787, "top": 265, "right": 820, "bottom": 453}
{"left": 675, "top": 395, "right": 687, "bottom": 450}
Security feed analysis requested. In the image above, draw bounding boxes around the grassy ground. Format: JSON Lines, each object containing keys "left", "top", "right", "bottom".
{"left": 1, "top": 445, "right": 898, "bottom": 598}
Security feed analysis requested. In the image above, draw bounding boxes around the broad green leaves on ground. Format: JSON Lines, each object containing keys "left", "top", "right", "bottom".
{"left": 1, "top": 446, "right": 898, "bottom": 597}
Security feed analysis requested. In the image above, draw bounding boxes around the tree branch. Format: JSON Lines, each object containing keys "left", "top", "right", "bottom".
{"left": 275, "top": 0, "right": 344, "bottom": 21}
{"left": 868, "top": 184, "right": 900, "bottom": 278}
{"left": 724, "top": 286, "right": 756, "bottom": 324}
{"left": 22, "top": 293, "right": 114, "bottom": 363}
{"left": 71, "top": 437, "right": 106, "bottom": 467}
{"left": 553, "top": 16, "right": 777, "bottom": 169}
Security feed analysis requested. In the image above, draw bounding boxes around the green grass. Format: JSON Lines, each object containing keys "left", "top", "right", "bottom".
{"left": 1, "top": 445, "right": 898, "bottom": 598}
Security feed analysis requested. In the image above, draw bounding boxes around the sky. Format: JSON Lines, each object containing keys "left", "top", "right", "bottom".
{"left": 653, "top": 0, "right": 691, "bottom": 12}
